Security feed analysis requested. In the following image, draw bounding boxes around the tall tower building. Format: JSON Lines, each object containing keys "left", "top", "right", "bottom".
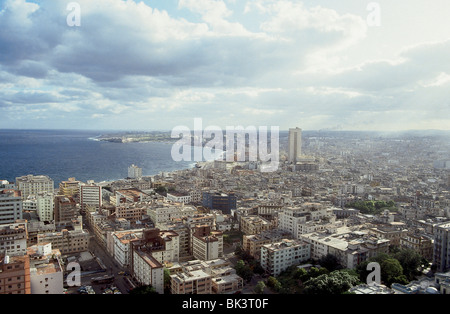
{"left": 288, "top": 127, "right": 302, "bottom": 163}
{"left": 128, "top": 164, "right": 142, "bottom": 180}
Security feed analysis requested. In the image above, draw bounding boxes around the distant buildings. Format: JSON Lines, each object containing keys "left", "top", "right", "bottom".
{"left": 59, "top": 177, "right": 80, "bottom": 198}
{"left": 288, "top": 127, "right": 302, "bottom": 163}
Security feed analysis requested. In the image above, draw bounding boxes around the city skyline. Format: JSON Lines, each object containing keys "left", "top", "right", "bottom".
{"left": 1, "top": 0, "right": 450, "bottom": 131}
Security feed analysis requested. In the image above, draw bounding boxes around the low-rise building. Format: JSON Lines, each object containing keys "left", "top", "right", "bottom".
{"left": 0, "top": 253, "right": 31, "bottom": 294}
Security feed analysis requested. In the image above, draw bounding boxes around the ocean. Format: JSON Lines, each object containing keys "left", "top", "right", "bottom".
{"left": 0, "top": 129, "right": 195, "bottom": 186}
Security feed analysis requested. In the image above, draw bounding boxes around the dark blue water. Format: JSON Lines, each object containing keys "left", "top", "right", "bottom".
{"left": 0, "top": 129, "right": 195, "bottom": 186}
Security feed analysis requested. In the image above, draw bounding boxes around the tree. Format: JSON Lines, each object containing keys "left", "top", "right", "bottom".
{"left": 130, "top": 285, "right": 158, "bottom": 295}
{"left": 303, "top": 270, "right": 360, "bottom": 295}
{"left": 164, "top": 269, "right": 172, "bottom": 293}
{"left": 254, "top": 281, "right": 266, "bottom": 294}
{"left": 318, "top": 254, "right": 343, "bottom": 272}
{"left": 380, "top": 258, "right": 404, "bottom": 287}
{"left": 267, "top": 276, "right": 282, "bottom": 292}
{"left": 393, "top": 249, "right": 424, "bottom": 281}
{"left": 235, "top": 260, "right": 253, "bottom": 282}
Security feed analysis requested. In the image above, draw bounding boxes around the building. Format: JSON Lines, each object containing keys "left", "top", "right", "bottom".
{"left": 202, "top": 192, "right": 237, "bottom": 214}
{"left": 434, "top": 222, "right": 450, "bottom": 272}
{"left": 79, "top": 183, "right": 102, "bottom": 213}
{"left": 54, "top": 195, "right": 78, "bottom": 224}
{"left": 288, "top": 127, "right": 302, "bottom": 163}
{"left": 16, "top": 175, "right": 54, "bottom": 200}
{"left": 59, "top": 178, "right": 80, "bottom": 198}
{"left": 400, "top": 230, "right": 434, "bottom": 262}
{"left": 0, "top": 253, "right": 31, "bottom": 294}
{"left": 147, "top": 202, "right": 197, "bottom": 225}
{"left": 37, "top": 228, "right": 89, "bottom": 255}
{"left": 115, "top": 203, "right": 146, "bottom": 222}
{"left": 0, "top": 221, "right": 28, "bottom": 256}
{"left": 260, "top": 239, "right": 311, "bottom": 276}
{"left": 0, "top": 187, "right": 23, "bottom": 224}
{"left": 128, "top": 164, "right": 143, "bottom": 180}
{"left": 170, "top": 268, "right": 212, "bottom": 294}
{"left": 36, "top": 192, "right": 54, "bottom": 222}
{"left": 131, "top": 249, "right": 164, "bottom": 294}
{"left": 192, "top": 226, "right": 223, "bottom": 261}
{"left": 166, "top": 192, "right": 192, "bottom": 204}
{"left": 242, "top": 230, "right": 293, "bottom": 260}
{"left": 110, "top": 229, "right": 144, "bottom": 268}
{"left": 27, "top": 243, "right": 64, "bottom": 294}
{"left": 240, "top": 215, "right": 273, "bottom": 235}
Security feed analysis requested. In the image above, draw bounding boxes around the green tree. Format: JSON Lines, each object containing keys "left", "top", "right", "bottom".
{"left": 393, "top": 249, "right": 424, "bottom": 281}
{"left": 254, "top": 281, "right": 266, "bottom": 294}
{"left": 164, "top": 269, "right": 172, "bottom": 293}
{"left": 235, "top": 260, "right": 253, "bottom": 282}
{"left": 130, "top": 285, "right": 158, "bottom": 295}
{"left": 267, "top": 276, "right": 282, "bottom": 292}
{"left": 303, "top": 270, "right": 360, "bottom": 295}
{"left": 380, "top": 258, "right": 404, "bottom": 287}
{"left": 318, "top": 254, "right": 342, "bottom": 272}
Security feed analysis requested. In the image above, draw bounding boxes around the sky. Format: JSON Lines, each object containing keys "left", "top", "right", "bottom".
{"left": 0, "top": 0, "right": 449, "bottom": 131}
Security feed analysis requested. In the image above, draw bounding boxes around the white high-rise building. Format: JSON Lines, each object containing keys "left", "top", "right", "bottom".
{"left": 36, "top": 192, "right": 54, "bottom": 222}
{"left": 0, "top": 183, "right": 23, "bottom": 224}
{"left": 128, "top": 164, "right": 142, "bottom": 179}
{"left": 16, "top": 175, "right": 54, "bottom": 200}
{"left": 79, "top": 182, "right": 102, "bottom": 212}
{"left": 288, "top": 127, "right": 302, "bottom": 163}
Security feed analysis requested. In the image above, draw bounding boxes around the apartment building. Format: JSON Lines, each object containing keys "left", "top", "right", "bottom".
{"left": 132, "top": 249, "right": 164, "bottom": 294}
{"left": 16, "top": 175, "right": 54, "bottom": 200}
{"left": 202, "top": 192, "right": 237, "bottom": 214}
{"left": 242, "top": 230, "right": 293, "bottom": 260}
{"left": 59, "top": 178, "right": 80, "bottom": 198}
{"left": 27, "top": 243, "right": 64, "bottom": 294}
{"left": 278, "top": 203, "right": 335, "bottom": 239}
{"left": 0, "top": 188, "right": 22, "bottom": 224}
{"left": 115, "top": 203, "right": 146, "bottom": 222}
{"left": 170, "top": 269, "right": 212, "bottom": 294}
{"left": 110, "top": 229, "right": 144, "bottom": 268}
{"left": 260, "top": 239, "right": 311, "bottom": 276}
{"left": 0, "top": 253, "right": 31, "bottom": 294}
{"left": 79, "top": 183, "right": 102, "bottom": 213}
{"left": 192, "top": 226, "right": 223, "bottom": 261}
{"left": 433, "top": 222, "right": 450, "bottom": 272}
{"left": 147, "top": 202, "right": 197, "bottom": 224}
{"left": 37, "top": 229, "right": 89, "bottom": 255}
{"left": 36, "top": 192, "right": 54, "bottom": 222}
{"left": 26, "top": 221, "right": 56, "bottom": 247}
{"left": 240, "top": 215, "right": 273, "bottom": 235}
{"left": 369, "top": 225, "right": 409, "bottom": 248}
{"left": 166, "top": 192, "right": 192, "bottom": 204}
{"left": 400, "top": 230, "right": 434, "bottom": 262}
{"left": 0, "top": 221, "right": 28, "bottom": 256}
{"left": 54, "top": 195, "right": 78, "bottom": 224}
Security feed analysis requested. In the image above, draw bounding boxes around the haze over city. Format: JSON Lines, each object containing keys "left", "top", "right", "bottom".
{"left": 1, "top": 0, "right": 450, "bottom": 131}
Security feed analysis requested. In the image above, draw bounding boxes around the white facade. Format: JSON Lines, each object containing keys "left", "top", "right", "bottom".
{"left": 147, "top": 204, "right": 197, "bottom": 224}
{"left": 80, "top": 184, "right": 102, "bottom": 211}
{"left": 166, "top": 193, "right": 192, "bottom": 204}
{"left": 36, "top": 192, "right": 54, "bottom": 222}
{"left": 0, "top": 190, "right": 23, "bottom": 224}
{"left": 15, "top": 175, "right": 54, "bottom": 200}
{"left": 128, "top": 164, "right": 143, "bottom": 179}
{"left": 260, "top": 239, "right": 311, "bottom": 276}
{"left": 132, "top": 250, "right": 164, "bottom": 293}
{"left": 29, "top": 244, "right": 64, "bottom": 295}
